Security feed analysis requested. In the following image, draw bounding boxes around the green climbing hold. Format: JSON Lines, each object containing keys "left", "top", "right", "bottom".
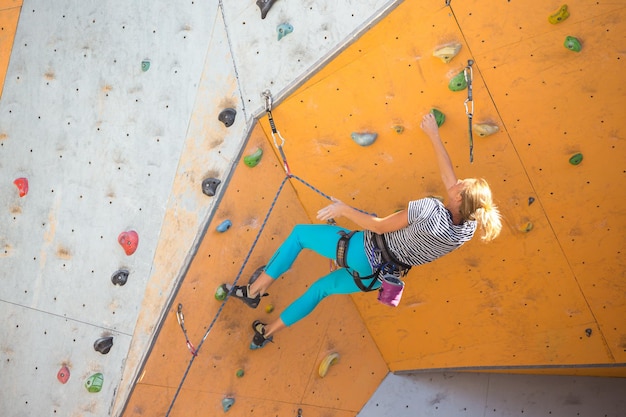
{"left": 569, "top": 152, "right": 583, "bottom": 165}
{"left": 85, "top": 373, "right": 104, "bottom": 393}
{"left": 431, "top": 108, "right": 446, "bottom": 127}
{"left": 277, "top": 23, "right": 293, "bottom": 41}
{"left": 548, "top": 5, "right": 570, "bottom": 24}
{"left": 215, "top": 284, "right": 228, "bottom": 301}
{"left": 236, "top": 368, "right": 245, "bottom": 378}
{"left": 244, "top": 148, "right": 263, "bottom": 167}
{"left": 564, "top": 36, "right": 581, "bottom": 52}
{"left": 222, "top": 397, "right": 235, "bottom": 412}
{"left": 141, "top": 59, "right": 151, "bottom": 72}
{"left": 351, "top": 132, "right": 377, "bottom": 146}
{"left": 448, "top": 71, "right": 467, "bottom": 91}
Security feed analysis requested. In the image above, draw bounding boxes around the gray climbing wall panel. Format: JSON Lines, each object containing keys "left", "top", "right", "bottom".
{"left": 358, "top": 372, "right": 626, "bottom": 417}
{"left": 1, "top": 0, "right": 215, "bottom": 415}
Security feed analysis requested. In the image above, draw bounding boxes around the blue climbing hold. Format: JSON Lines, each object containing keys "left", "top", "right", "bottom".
{"left": 222, "top": 397, "right": 235, "bottom": 412}
{"left": 217, "top": 219, "right": 232, "bottom": 233}
{"left": 277, "top": 23, "right": 293, "bottom": 41}
{"left": 351, "top": 132, "right": 377, "bottom": 146}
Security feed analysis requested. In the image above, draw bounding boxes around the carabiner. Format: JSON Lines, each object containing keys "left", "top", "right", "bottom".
{"left": 262, "top": 89, "right": 273, "bottom": 112}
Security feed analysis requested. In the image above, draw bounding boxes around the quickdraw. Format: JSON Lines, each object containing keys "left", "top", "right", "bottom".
{"left": 176, "top": 303, "right": 197, "bottom": 356}
{"left": 463, "top": 59, "right": 475, "bottom": 163}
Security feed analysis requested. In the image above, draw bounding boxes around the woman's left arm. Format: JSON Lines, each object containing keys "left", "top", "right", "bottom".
{"left": 316, "top": 198, "right": 408, "bottom": 234}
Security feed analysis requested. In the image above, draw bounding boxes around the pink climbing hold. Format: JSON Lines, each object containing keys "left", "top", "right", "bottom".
{"left": 57, "top": 366, "right": 70, "bottom": 384}
{"left": 13, "top": 177, "right": 28, "bottom": 197}
{"left": 118, "top": 230, "right": 139, "bottom": 256}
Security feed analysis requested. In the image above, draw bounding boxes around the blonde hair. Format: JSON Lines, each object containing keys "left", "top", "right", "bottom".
{"left": 459, "top": 178, "right": 502, "bottom": 242}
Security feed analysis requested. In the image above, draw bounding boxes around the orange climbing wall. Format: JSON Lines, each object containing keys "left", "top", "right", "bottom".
{"left": 263, "top": 0, "right": 626, "bottom": 375}
{"left": 0, "top": 0, "right": 21, "bottom": 97}
{"left": 125, "top": 0, "right": 625, "bottom": 416}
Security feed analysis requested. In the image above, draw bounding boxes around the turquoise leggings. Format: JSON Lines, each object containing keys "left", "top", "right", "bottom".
{"left": 265, "top": 224, "right": 379, "bottom": 326}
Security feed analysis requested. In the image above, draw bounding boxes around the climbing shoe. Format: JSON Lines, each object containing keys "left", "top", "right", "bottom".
{"left": 250, "top": 320, "right": 273, "bottom": 350}
{"left": 225, "top": 284, "right": 267, "bottom": 309}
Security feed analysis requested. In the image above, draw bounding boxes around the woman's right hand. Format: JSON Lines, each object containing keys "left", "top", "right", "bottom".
{"left": 420, "top": 112, "right": 440, "bottom": 139}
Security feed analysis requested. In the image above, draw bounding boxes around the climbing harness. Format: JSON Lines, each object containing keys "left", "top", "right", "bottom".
{"left": 176, "top": 303, "right": 197, "bottom": 356}
{"left": 463, "top": 59, "right": 475, "bottom": 163}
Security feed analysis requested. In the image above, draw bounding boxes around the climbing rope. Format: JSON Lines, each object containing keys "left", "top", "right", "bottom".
{"left": 463, "top": 59, "right": 475, "bottom": 163}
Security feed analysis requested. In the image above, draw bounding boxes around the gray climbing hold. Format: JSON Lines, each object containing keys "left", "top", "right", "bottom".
{"left": 351, "top": 132, "right": 377, "bottom": 146}
{"left": 202, "top": 178, "right": 221, "bottom": 197}
{"left": 256, "top": 0, "right": 277, "bottom": 19}
{"left": 218, "top": 108, "right": 236, "bottom": 127}
{"left": 94, "top": 336, "right": 114, "bottom": 354}
{"left": 222, "top": 397, "right": 235, "bottom": 412}
{"left": 277, "top": 23, "right": 293, "bottom": 41}
{"left": 111, "top": 269, "right": 129, "bottom": 286}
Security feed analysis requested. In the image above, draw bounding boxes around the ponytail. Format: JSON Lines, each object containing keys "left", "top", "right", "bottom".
{"left": 459, "top": 178, "right": 502, "bottom": 242}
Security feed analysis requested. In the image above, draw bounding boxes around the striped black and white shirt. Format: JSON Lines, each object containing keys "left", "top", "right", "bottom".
{"left": 363, "top": 197, "right": 476, "bottom": 268}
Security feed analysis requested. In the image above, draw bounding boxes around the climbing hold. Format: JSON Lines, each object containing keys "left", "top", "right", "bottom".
{"left": 277, "top": 23, "right": 293, "bottom": 41}
{"left": 473, "top": 123, "right": 499, "bottom": 137}
{"left": 236, "top": 368, "right": 245, "bottom": 378}
{"left": 256, "top": 0, "right": 276, "bottom": 19}
{"left": 111, "top": 269, "right": 129, "bottom": 286}
{"left": 222, "top": 397, "right": 235, "bottom": 412}
{"left": 265, "top": 303, "right": 274, "bottom": 314}
{"left": 318, "top": 352, "right": 340, "bottom": 378}
{"left": 448, "top": 71, "right": 467, "bottom": 91}
{"left": 118, "top": 230, "right": 139, "bottom": 256}
{"left": 431, "top": 108, "right": 446, "bottom": 127}
{"left": 433, "top": 43, "right": 462, "bottom": 63}
{"left": 216, "top": 219, "right": 232, "bottom": 233}
{"left": 564, "top": 36, "right": 581, "bottom": 52}
{"left": 585, "top": 328, "right": 592, "bottom": 337}
{"left": 392, "top": 125, "right": 404, "bottom": 134}
{"left": 202, "top": 177, "right": 221, "bottom": 197}
{"left": 85, "top": 373, "right": 104, "bottom": 393}
{"left": 215, "top": 284, "right": 228, "bottom": 301}
{"left": 528, "top": 197, "right": 535, "bottom": 206}
{"left": 218, "top": 108, "right": 237, "bottom": 127}
{"left": 57, "top": 366, "right": 70, "bottom": 384}
{"left": 569, "top": 152, "right": 583, "bottom": 165}
{"left": 519, "top": 222, "right": 534, "bottom": 233}
{"left": 244, "top": 148, "right": 263, "bottom": 167}
{"left": 548, "top": 5, "right": 570, "bottom": 24}
{"left": 248, "top": 265, "right": 266, "bottom": 285}
{"left": 13, "top": 177, "right": 28, "bottom": 197}
{"left": 141, "top": 59, "right": 151, "bottom": 72}
{"left": 94, "top": 336, "right": 114, "bottom": 354}
{"left": 351, "top": 132, "right": 378, "bottom": 146}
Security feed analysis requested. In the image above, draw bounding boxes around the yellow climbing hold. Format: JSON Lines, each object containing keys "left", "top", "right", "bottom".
{"left": 473, "top": 123, "right": 499, "bottom": 137}
{"left": 548, "top": 5, "right": 570, "bottom": 24}
{"left": 433, "top": 43, "right": 462, "bottom": 63}
{"left": 519, "top": 222, "right": 534, "bottom": 233}
{"left": 265, "top": 303, "right": 274, "bottom": 314}
{"left": 318, "top": 352, "right": 340, "bottom": 378}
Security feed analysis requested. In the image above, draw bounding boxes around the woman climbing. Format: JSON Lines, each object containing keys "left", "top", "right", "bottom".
{"left": 228, "top": 112, "right": 502, "bottom": 349}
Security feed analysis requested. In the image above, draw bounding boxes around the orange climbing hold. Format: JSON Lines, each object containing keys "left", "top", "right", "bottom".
{"left": 13, "top": 177, "right": 28, "bottom": 197}
{"left": 118, "top": 230, "right": 139, "bottom": 255}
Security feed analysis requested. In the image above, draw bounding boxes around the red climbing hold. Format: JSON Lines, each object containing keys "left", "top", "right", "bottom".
{"left": 118, "top": 230, "right": 139, "bottom": 255}
{"left": 13, "top": 177, "right": 28, "bottom": 197}
{"left": 57, "top": 365, "right": 70, "bottom": 384}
